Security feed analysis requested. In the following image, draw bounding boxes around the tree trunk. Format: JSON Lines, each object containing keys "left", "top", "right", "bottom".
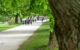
{"left": 49, "top": 31, "right": 54, "bottom": 46}
{"left": 48, "top": 31, "right": 58, "bottom": 50}
{"left": 15, "top": 14, "right": 18, "bottom": 24}
{"left": 48, "top": 0, "right": 80, "bottom": 50}
{"left": 20, "top": 18, "right": 22, "bottom": 23}
{"left": 48, "top": 18, "right": 58, "bottom": 50}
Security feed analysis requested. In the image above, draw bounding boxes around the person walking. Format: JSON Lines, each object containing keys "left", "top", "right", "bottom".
{"left": 41, "top": 17, "right": 44, "bottom": 22}
{"left": 22, "top": 19, "right": 25, "bottom": 24}
{"left": 30, "top": 19, "right": 32, "bottom": 24}
{"left": 32, "top": 18, "right": 34, "bottom": 22}
{"left": 37, "top": 16, "right": 39, "bottom": 20}
{"left": 27, "top": 19, "right": 30, "bottom": 24}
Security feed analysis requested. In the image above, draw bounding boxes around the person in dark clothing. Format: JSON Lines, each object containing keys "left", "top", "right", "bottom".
{"left": 41, "top": 17, "right": 44, "bottom": 22}
{"left": 30, "top": 19, "right": 32, "bottom": 24}
{"left": 26, "top": 19, "right": 30, "bottom": 24}
{"left": 37, "top": 16, "right": 39, "bottom": 20}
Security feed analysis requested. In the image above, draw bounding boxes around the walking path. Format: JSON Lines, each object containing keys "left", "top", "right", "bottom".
{"left": 0, "top": 20, "right": 46, "bottom": 50}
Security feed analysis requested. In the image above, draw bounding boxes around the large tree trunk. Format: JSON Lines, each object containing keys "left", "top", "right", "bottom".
{"left": 48, "top": 0, "right": 80, "bottom": 50}
{"left": 48, "top": 18, "right": 58, "bottom": 49}
{"left": 15, "top": 14, "right": 18, "bottom": 24}
{"left": 48, "top": 31, "right": 58, "bottom": 50}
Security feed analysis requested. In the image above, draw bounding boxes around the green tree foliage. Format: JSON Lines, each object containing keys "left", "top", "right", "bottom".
{"left": 29, "top": 0, "right": 50, "bottom": 16}
{"left": 0, "top": 0, "right": 31, "bottom": 23}
{"left": 29, "top": 0, "right": 54, "bottom": 31}
{"left": 0, "top": 0, "right": 54, "bottom": 28}
{"left": 0, "top": 0, "right": 31, "bottom": 16}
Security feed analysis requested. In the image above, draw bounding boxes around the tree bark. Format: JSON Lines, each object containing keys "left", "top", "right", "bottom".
{"left": 15, "top": 14, "right": 18, "bottom": 24}
{"left": 20, "top": 18, "right": 22, "bottom": 23}
{"left": 48, "top": 0, "right": 80, "bottom": 50}
{"left": 48, "top": 31, "right": 58, "bottom": 50}
{"left": 49, "top": 31, "right": 54, "bottom": 46}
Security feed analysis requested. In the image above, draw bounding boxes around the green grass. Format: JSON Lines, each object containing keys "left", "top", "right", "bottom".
{"left": 18, "top": 21, "right": 50, "bottom": 50}
{"left": 18, "top": 21, "right": 58, "bottom": 50}
{"left": 0, "top": 24, "right": 21, "bottom": 31}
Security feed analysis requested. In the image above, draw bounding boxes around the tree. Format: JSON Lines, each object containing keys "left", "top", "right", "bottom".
{"left": 0, "top": 0, "right": 31, "bottom": 24}
{"left": 29, "top": 0, "right": 50, "bottom": 16}
{"left": 29, "top": 0, "right": 56, "bottom": 49}
{"left": 48, "top": 0, "right": 79, "bottom": 50}
{"left": 11, "top": 0, "right": 30, "bottom": 24}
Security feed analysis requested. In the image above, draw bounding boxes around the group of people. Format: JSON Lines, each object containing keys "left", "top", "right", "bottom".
{"left": 22, "top": 16, "right": 45, "bottom": 25}
{"left": 22, "top": 17, "right": 36, "bottom": 24}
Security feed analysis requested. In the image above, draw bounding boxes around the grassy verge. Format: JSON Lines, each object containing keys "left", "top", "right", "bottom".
{"left": 18, "top": 21, "right": 50, "bottom": 50}
{"left": 18, "top": 21, "right": 59, "bottom": 50}
{"left": 0, "top": 24, "right": 21, "bottom": 31}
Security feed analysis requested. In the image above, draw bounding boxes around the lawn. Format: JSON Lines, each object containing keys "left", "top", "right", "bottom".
{"left": 0, "top": 24, "right": 21, "bottom": 31}
{"left": 18, "top": 21, "right": 58, "bottom": 50}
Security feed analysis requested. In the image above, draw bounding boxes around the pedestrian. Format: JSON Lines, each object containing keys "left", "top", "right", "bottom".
{"left": 22, "top": 19, "right": 25, "bottom": 24}
{"left": 41, "top": 17, "right": 44, "bottom": 22}
{"left": 30, "top": 19, "right": 32, "bottom": 24}
{"left": 27, "top": 19, "right": 30, "bottom": 24}
{"left": 37, "top": 16, "right": 39, "bottom": 20}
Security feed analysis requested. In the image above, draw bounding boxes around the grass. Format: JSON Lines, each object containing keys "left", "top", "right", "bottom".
{"left": 18, "top": 21, "right": 50, "bottom": 50}
{"left": 18, "top": 21, "right": 59, "bottom": 50}
{"left": 0, "top": 24, "right": 21, "bottom": 31}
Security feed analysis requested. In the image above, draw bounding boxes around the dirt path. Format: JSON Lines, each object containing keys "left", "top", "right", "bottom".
{"left": 0, "top": 21, "right": 44, "bottom": 50}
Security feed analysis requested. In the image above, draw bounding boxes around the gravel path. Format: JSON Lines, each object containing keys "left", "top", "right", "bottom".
{"left": 0, "top": 21, "right": 44, "bottom": 50}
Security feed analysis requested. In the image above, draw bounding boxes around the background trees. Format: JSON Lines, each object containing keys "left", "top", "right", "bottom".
{"left": 0, "top": 0, "right": 31, "bottom": 24}
{"left": 0, "top": 0, "right": 55, "bottom": 49}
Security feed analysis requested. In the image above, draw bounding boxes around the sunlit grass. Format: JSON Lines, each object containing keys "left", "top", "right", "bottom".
{"left": 0, "top": 24, "right": 21, "bottom": 31}
{"left": 18, "top": 21, "right": 58, "bottom": 50}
